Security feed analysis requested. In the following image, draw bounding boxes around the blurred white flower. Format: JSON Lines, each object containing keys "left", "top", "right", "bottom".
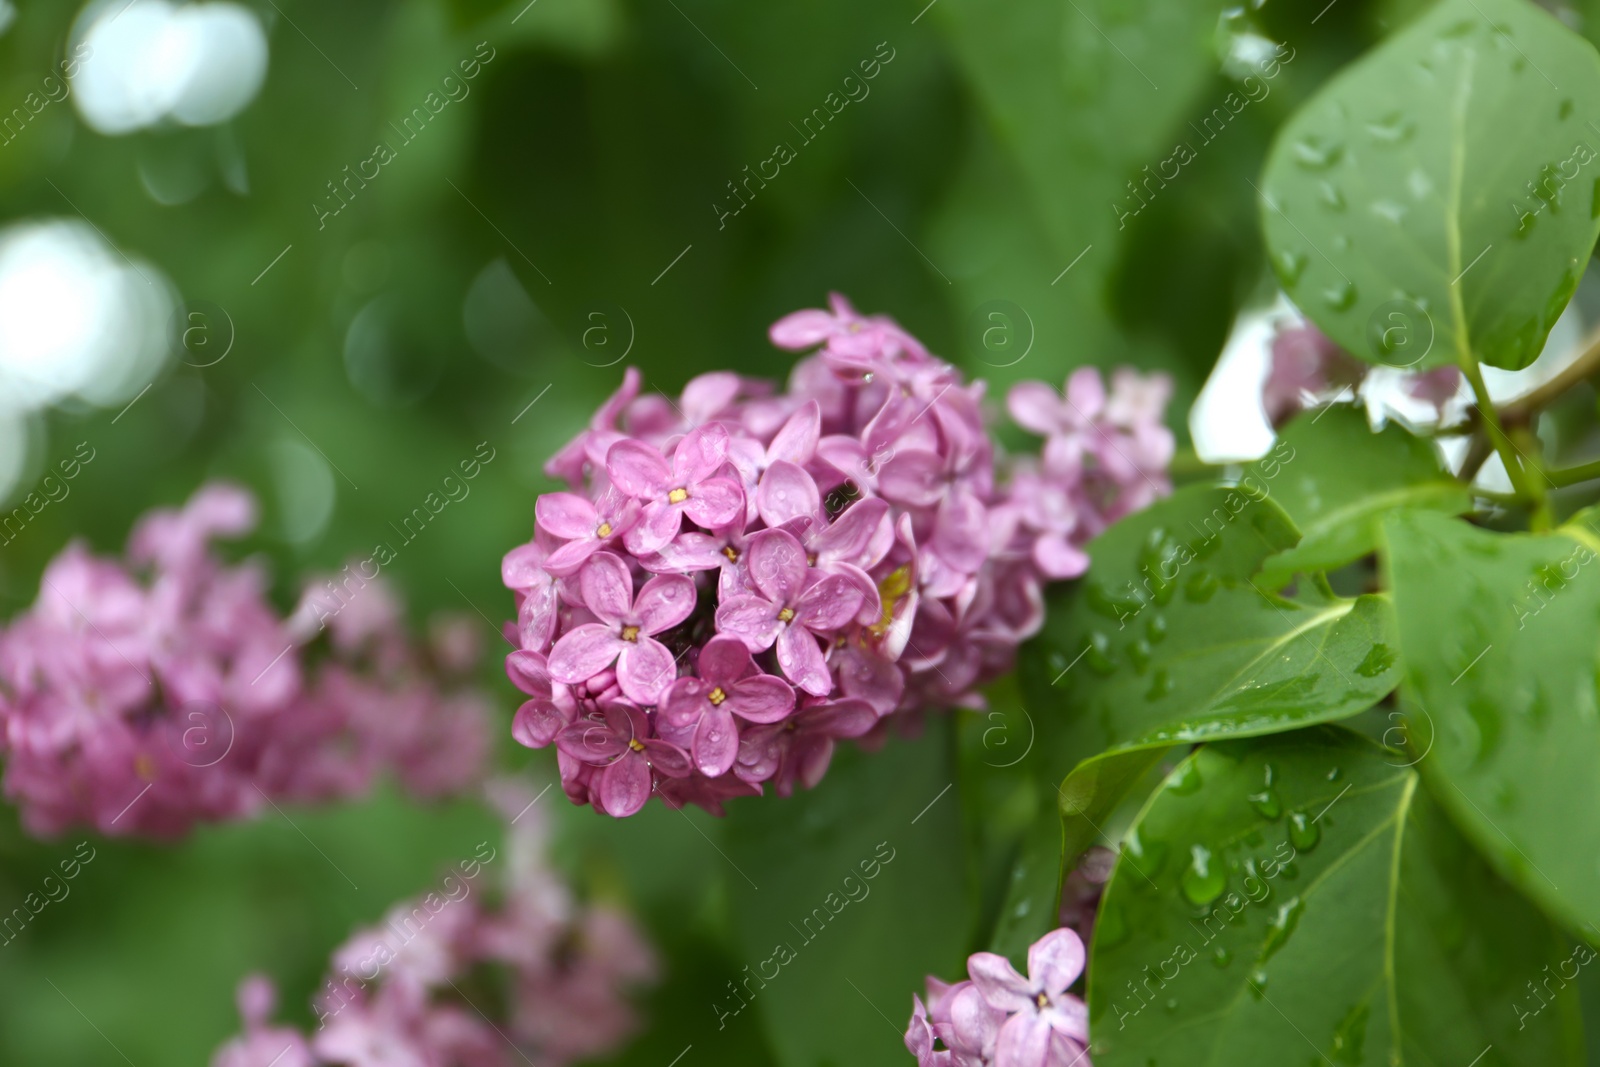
{"left": 71, "top": 0, "right": 268, "bottom": 135}
{"left": 0, "top": 218, "right": 174, "bottom": 415}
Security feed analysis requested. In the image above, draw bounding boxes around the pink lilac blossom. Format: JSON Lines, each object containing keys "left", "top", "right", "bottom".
{"left": 210, "top": 779, "right": 657, "bottom": 1067}
{"left": 1263, "top": 318, "right": 1462, "bottom": 423}
{"left": 0, "top": 484, "right": 492, "bottom": 839}
{"left": 905, "top": 928, "right": 1092, "bottom": 1067}
{"left": 503, "top": 293, "right": 1176, "bottom": 817}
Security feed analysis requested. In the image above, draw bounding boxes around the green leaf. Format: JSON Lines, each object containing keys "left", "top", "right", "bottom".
{"left": 1251, "top": 406, "right": 1471, "bottom": 587}
{"left": 1020, "top": 485, "right": 1401, "bottom": 777}
{"left": 1088, "top": 728, "right": 1582, "bottom": 1066}
{"left": 933, "top": 0, "right": 1235, "bottom": 379}
{"left": 988, "top": 795, "right": 1065, "bottom": 967}
{"left": 1259, "top": 0, "right": 1600, "bottom": 371}
{"left": 721, "top": 722, "right": 971, "bottom": 1067}
{"left": 1383, "top": 507, "right": 1600, "bottom": 935}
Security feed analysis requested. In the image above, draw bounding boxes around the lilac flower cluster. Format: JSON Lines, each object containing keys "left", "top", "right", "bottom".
{"left": 905, "top": 928, "right": 1092, "bottom": 1067}
{"left": 1264, "top": 317, "right": 1461, "bottom": 424}
{"left": 211, "top": 780, "right": 657, "bottom": 1067}
{"left": 504, "top": 294, "right": 1174, "bottom": 816}
{"left": 0, "top": 484, "right": 491, "bottom": 839}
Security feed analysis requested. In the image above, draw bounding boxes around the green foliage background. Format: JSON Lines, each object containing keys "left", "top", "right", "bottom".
{"left": 4, "top": 0, "right": 1600, "bottom": 1064}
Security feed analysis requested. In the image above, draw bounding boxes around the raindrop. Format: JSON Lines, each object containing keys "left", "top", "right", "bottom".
{"left": 1318, "top": 181, "right": 1346, "bottom": 211}
{"left": 1184, "top": 572, "right": 1219, "bottom": 603}
{"left": 1365, "top": 111, "right": 1413, "bottom": 144}
{"left": 1180, "top": 844, "right": 1226, "bottom": 907}
{"left": 1212, "top": 946, "right": 1232, "bottom": 968}
{"left": 1355, "top": 643, "right": 1394, "bottom": 677}
{"left": 1259, "top": 896, "right": 1304, "bottom": 961}
{"left": 1167, "top": 760, "right": 1202, "bottom": 795}
{"left": 1086, "top": 630, "right": 1116, "bottom": 676}
{"left": 1288, "top": 810, "right": 1320, "bottom": 851}
{"left": 1146, "top": 614, "right": 1168, "bottom": 643}
{"left": 1277, "top": 249, "right": 1308, "bottom": 286}
{"left": 1248, "top": 969, "right": 1269, "bottom": 998}
{"left": 1322, "top": 281, "right": 1358, "bottom": 312}
{"left": 1291, "top": 137, "right": 1344, "bottom": 170}
{"left": 1146, "top": 669, "right": 1173, "bottom": 701}
{"left": 1248, "top": 788, "right": 1283, "bottom": 820}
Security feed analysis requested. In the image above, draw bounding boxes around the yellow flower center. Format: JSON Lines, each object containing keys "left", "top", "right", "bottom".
{"left": 621, "top": 625, "right": 640, "bottom": 642}
{"left": 596, "top": 521, "right": 613, "bottom": 538}
{"left": 778, "top": 607, "right": 796, "bottom": 623}
{"left": 668, "top": 487, "right": 689, "bottom": 504}
{"left": 722, "top": 545, "right": 739, "bottom": 561}
{"left": 868, "top": 565, "right": 913, "bottom": 636}
{"left": 629, "top": 738, "right": 646, "bottom": 752}
{"left": 707, "top": 686, "right": 727, "bottom": 705}
{"left": 135, "top": 753, "right": 157, "bottom": 781}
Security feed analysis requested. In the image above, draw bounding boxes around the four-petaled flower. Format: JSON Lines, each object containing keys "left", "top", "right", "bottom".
{"left": 535, "top": 486, "right": 640, "bottom": 576}
{"left": 966, "top": 929, "right": 1090, "bottom": 1065}
{"left": 555, "top": 701, "right": 691, "bottom": 817}
{"left": 715, "top": 529, "right": 864, "bottom": 695}
{"left": 548, "top": 553, "right": 694, "bottom": 705}
{"left": 657, "top": 636, "right": 794, "bottom": 776}
{"left": 606, "top": 424, "right": 745, "bottom": 554}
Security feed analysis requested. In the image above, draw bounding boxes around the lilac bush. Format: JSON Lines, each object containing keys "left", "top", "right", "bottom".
{"left": 0, "top": 484, "right": 491, "bottom": 838}
{"left": 502, "top": 294, "right": 1175, "bottom": 816}
{"left": 211, "top": 780, "right": 657, "bottom": 1067}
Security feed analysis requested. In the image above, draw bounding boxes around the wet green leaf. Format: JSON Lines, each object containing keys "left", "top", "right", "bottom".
{"left": 1259, "top": 0, "right": 1600, "bottom": 370}
{"left": 1088, "top": 728, "right": 1581, "bottom": 1066}
{"left": 1252, "top": 406, "right": 1470, "bottom": 587}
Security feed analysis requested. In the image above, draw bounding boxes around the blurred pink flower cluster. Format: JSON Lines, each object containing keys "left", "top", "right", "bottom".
{"left": 905, "top": 928, "right": 1092, "bottom": 1067}
{"left": 504, "top": 294, "right": 1173, "bottom": 816}
{"left": 0, "top": 484, "right": 491, "bottom": 839}
{"left": 1264, "top": 318, "right": 1461, "bottom": 424}
{"left": 212, "top": 780, "right": 657, "bottom": 1067}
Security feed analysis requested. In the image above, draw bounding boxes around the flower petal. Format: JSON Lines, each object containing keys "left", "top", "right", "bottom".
{"left": 673, "top": 422, "right": 731, "bottom": 485}
{"left": 714, "top": 595, "right": 784, "bottom": 652}
{"left": 578, "top": 552, "right": 634, "bottom": 624}
{"left": 966, "top": 951, "right": 1033, "bottom": 1013}
{"left": 556, "top": 717, "right": 627, "bottom": 762}
{"left": 770, "top": 308, "right": 839, "bottom": 350}
{"left": 683, "top": 477, "right": 745, "bottom": 530}
{"left": 505, "top": 650, "right": 552, "bottom": 697}
{"left": 1007, "top": 380, "right": 1068, "bottom": 436}
{"left": 657, "top": 677, "right": 709, "bottom": 731}
{"left": 535, "top": 492, "right": 599, "bottom": 539}
{"left": 877, "top": 450, "right": 945, "bottom": 508}
{"left": 744, "top": 528, "right": 808, "bottom": 604}
{"left": 501, "top": 542, "right": 549, "bottom": 591}
{"left": 697, "top": 634, "right": 755, "bottom": 686}
{"left": 644, "top": 737, "right": 695, "bottom": 778}
{"left": 768, "top": 400, "right": 821, "bottom": 464}
{"left": 792, "top": 573, "right": 866, "bottom": 634}
{"left": 692, "top": 705, "right": 738, "bottom": 777}
{"left": 617, "top": 636, "right": 678, "bottom": 705}
{"left": 775, "top": 625, "right": 831, "bottom": 696}
{"left": 548, "top": 624, "right": 622, "bottom": 684}
{"left": 1028, "top": 928, "right": 1086, "bottom": 996}
{"left": 632, "top": 574, "right": 696, "bottom": 635}
{"left": 512, "top": 698, "right": 566, "bottom": 748}
{"left": 543, "top": 537, "right": 602, "bottom": 577}
{"left": 598, "top": 752, "right": 653, "bottom": 817}
{"left": 756, "top": 460, "right": 822, "bottom": 529}
{"left": 995, "top": 1012, "right": 1053, "bottom": 1067}
{"left": 813, "top": 497, "right": 891, "bottom": 568}
{"left": 726, "top": 673, "right": 795, "bottom": 723}
{"left": 804, "top": 698, "right": 878, "bottom": 738}
{"left": 606, "top": 439, "right": 672, "bottom": 499}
